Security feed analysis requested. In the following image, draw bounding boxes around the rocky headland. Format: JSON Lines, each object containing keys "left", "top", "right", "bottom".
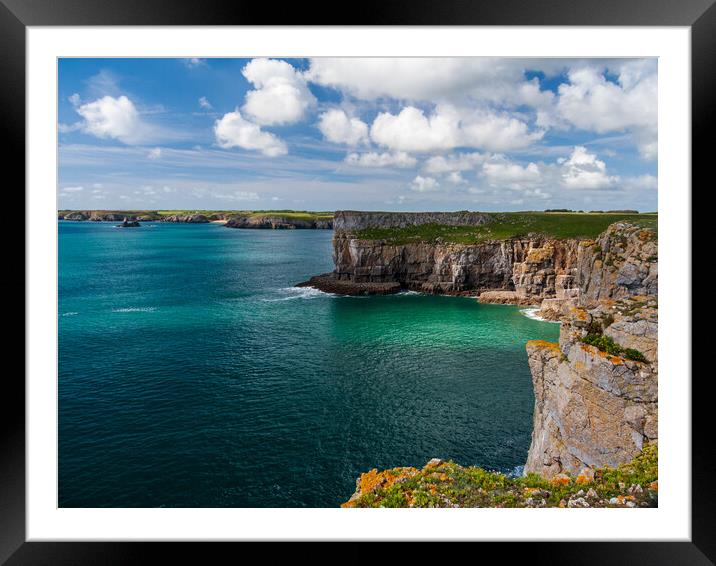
{"left": 58, "top": 210, "right": 334, "bottom": 229}
{"left": 300, "top": 210, "right": 658, "bottom": 507}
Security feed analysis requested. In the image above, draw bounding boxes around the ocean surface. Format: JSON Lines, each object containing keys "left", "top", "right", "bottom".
{"left": 58, "top": 221, "right": 560, "bottom": 507}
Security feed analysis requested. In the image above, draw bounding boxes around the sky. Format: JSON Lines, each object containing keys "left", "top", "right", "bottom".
{"left": 58, "top": 57, "right": 658, "bottom": 212}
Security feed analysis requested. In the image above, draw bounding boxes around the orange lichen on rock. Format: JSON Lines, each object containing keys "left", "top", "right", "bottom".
{"left": 648, "top": 481, "right": 658, "bottom": 492}
{"left": 526, "top": 245, "right": 554, "bottom": 264}
{"left": 551, "top": 473, "right": 571, "bottom": 487}
{"left": 575, "top": 467, "right": 595, "bottom": 485}
{"left": 341, "top": 466, "right": 418, "bottom": 507}
{"left": 527, "top": 339, "right": 561, "bottom": 352}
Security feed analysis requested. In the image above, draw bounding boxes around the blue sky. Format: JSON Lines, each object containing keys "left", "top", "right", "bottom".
{"left": 58, "top": 57, "right": 657, "bottom": 212}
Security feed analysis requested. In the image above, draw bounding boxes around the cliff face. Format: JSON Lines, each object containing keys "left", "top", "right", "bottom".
{"left": 225, "top": 215, "right": 333, "bottom": 229}
{"left": 576, "top": 223, "right": 658, "bottom": 304}
{"left": 332, "top": 235, "right": 583, "bottom": 299}
{"left": 525, "top": 297, "right": 657, "bottom": 477}
{"left": 327, "top": 214, "right": 657, "bottom": 307}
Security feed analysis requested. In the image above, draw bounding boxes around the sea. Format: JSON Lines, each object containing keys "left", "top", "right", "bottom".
{"left": 58, "top": 221, "right": 560, "bottom": 507}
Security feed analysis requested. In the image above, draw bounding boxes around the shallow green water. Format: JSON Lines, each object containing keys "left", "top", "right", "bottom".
{"left": 58, "top": 221, "right": 559, "bottom": 507}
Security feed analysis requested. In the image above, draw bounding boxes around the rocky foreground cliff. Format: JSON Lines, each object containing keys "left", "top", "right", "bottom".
{"left": 309, "top": 211, "right": 658, "bottom": 507}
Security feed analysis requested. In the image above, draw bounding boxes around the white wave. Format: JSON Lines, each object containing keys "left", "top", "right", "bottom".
{"left": 507, "top": 465, "right": 525, "bottom": 478}
{"left": 397, "top": 290, "right": 422, "bottom": 296}
{"left": 520, "top": 307, "right": 560, "bottom": 323}
{"left": 261, "top": 287, "right": 336, "bottom": 302}
{"left": 61, "top": 311, "right": 79, "bottom": 317}
{"left": 112, "top": 307, "right": 157, "bottom": 313}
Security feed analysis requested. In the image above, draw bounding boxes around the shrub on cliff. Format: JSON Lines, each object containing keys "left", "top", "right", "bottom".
{"left": 581, "top": 333, "right": 648, "bottom": 362}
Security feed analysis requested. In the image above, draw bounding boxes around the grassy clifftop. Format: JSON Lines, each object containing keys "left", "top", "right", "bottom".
{"left": 356, "top": 212, "right": 657, "bottom": 244}
{"left": 343, "top": 444, "right": 657, "bottom": 508}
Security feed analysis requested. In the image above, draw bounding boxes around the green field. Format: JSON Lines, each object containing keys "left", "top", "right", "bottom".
{"left": 356, "top": 212, "right": 658, "bottom": 244}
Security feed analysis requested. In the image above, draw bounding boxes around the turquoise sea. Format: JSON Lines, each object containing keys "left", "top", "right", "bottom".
{"left": 58, "top": 221, "right": 559, "bottom": 507}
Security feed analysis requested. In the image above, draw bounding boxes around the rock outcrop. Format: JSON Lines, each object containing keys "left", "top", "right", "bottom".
{"left": 162, "top": 214, "right": 210, "bottom": 223}
{"left": 524, "top": 296, "right": 657, "bottom": 478}
{"left": 576, "top": 222, "right": 658, "bottom": 304}
{"left": 342, "top": 446, "right": 658, "bottom": 508}
{"left": 116, "top": 217, "right": 141, "bottom": 228}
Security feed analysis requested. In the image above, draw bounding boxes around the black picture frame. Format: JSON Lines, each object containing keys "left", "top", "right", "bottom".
{"left": 5, "top": 0, "right": 709, "bottom": 562}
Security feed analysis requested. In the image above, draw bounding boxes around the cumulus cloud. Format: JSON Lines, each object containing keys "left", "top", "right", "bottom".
{"left": 74, "top": 95, "right": 147, "bottom": 144}
{"left": 370, "top": 105, "right": 541, "bottom": 153}
{"left": 214, "top": 110, "right": 288, "bottom": 157}
{"left": 410, "top": 175, "right": 440, "bottom": 192}
{"left": 556, "top": 63, "right": 657, "bottom": 159}
{"left": 460, "top": 111, "right": 545, "bottom": 152}
{"left": 447, "top": 172, "right": 467, "bottom": 184}
{"left": 306, "top": 58, "right": 527, "bottom": 102}
{"left": 371, "top": 106, "right": 460, "bottom": 153}
{"left": 242, "top": 58, "right": 316, "bottom": 126}
{"left": 198, "top": 96, "right": 213, "bottom": 110}
{"left": 317, "top": 109, "right": 369, "bottom": 146}
{"left": 559, "top": 146, "right": 618, "bottom": 189}
{"left": 345, "top": 151, "right": 416, "bottom": 168}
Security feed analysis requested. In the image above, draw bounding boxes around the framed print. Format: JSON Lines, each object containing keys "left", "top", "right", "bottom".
{"left": 6, "top": 0, "right": 711, "bottom": 561}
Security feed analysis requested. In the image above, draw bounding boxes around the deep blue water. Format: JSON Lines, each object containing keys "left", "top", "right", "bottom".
{"left": 58, "top": 221, "right": 559, "bottom": 507}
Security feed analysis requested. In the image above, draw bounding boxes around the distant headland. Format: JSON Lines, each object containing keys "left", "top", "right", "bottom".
{"left": 58, "top": 209, "right": 334, "bottom": 229}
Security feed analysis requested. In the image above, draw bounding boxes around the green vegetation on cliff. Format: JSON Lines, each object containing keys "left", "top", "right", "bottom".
{"left": 581, "top": 333, "right": 649, "bottom": 363}
{"left": 355, "top": 212, "right": 657, "bottom": 244}
{"left": 343, "top": 444, "right": 657, "bottom": 508}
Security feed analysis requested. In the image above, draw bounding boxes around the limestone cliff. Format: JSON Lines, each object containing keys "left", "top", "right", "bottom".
{"left": 225, "top": 214, "right": 333, "bottom": 229}
{"left": 313, "top": 212, "right": 656, "bottom": 305}
{"left": 524, "top": 297, "right": 657, "bottom": 478}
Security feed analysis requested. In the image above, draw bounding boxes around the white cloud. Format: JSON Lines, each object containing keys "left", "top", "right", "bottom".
{"left": 61, "top": 186, "right": 84, "bottom": 193}
{"left": 460, "top": 111, "right": 544, "bottom": 152}
{"left": 410, "top": 175, "right": 440, "bottom": 192}
{"left": 447, "top": 171, "right": 467, "bottom": 184}
{"left": 241, "top": 58, "right": 316, "bottom": 126}
{"left": 345, "top": 151, "right": 416, "bottom": 168}
{"left": 370, "top": 105, "right": 541, "bottom": 153}
{"left": 423, "top": 152, "right": 485, "bottom": 174}
{"left": 482, "top": 159, "right": 542, "bottom": 187}
{"left": 214, "top": 109, "right": 288, "bottom": 157}
{"left": 147, "top": 147, "right": 162, "bottom": 159}
{"left": 317, "top": 109, "right": 369, "bottom": 146}
{"left": 559, "top": 146, "right": 618, "bottom": 189}
{"left": 184, "top": 58, "right": 206, "bottom": 68}
{"left": 198, "top": 96, "right": 213, "bottom": 110}
{"left": 306, "top": 58, "right": 526, "bottom": 102}
{"left": 74, "top": 95, "right": 147, "bottom": 144}
{"left": 371, "top": 106, "right": 460, "bottom": 153}
{"left": 556, "top": 63, "right": 657, "bottom": 159}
